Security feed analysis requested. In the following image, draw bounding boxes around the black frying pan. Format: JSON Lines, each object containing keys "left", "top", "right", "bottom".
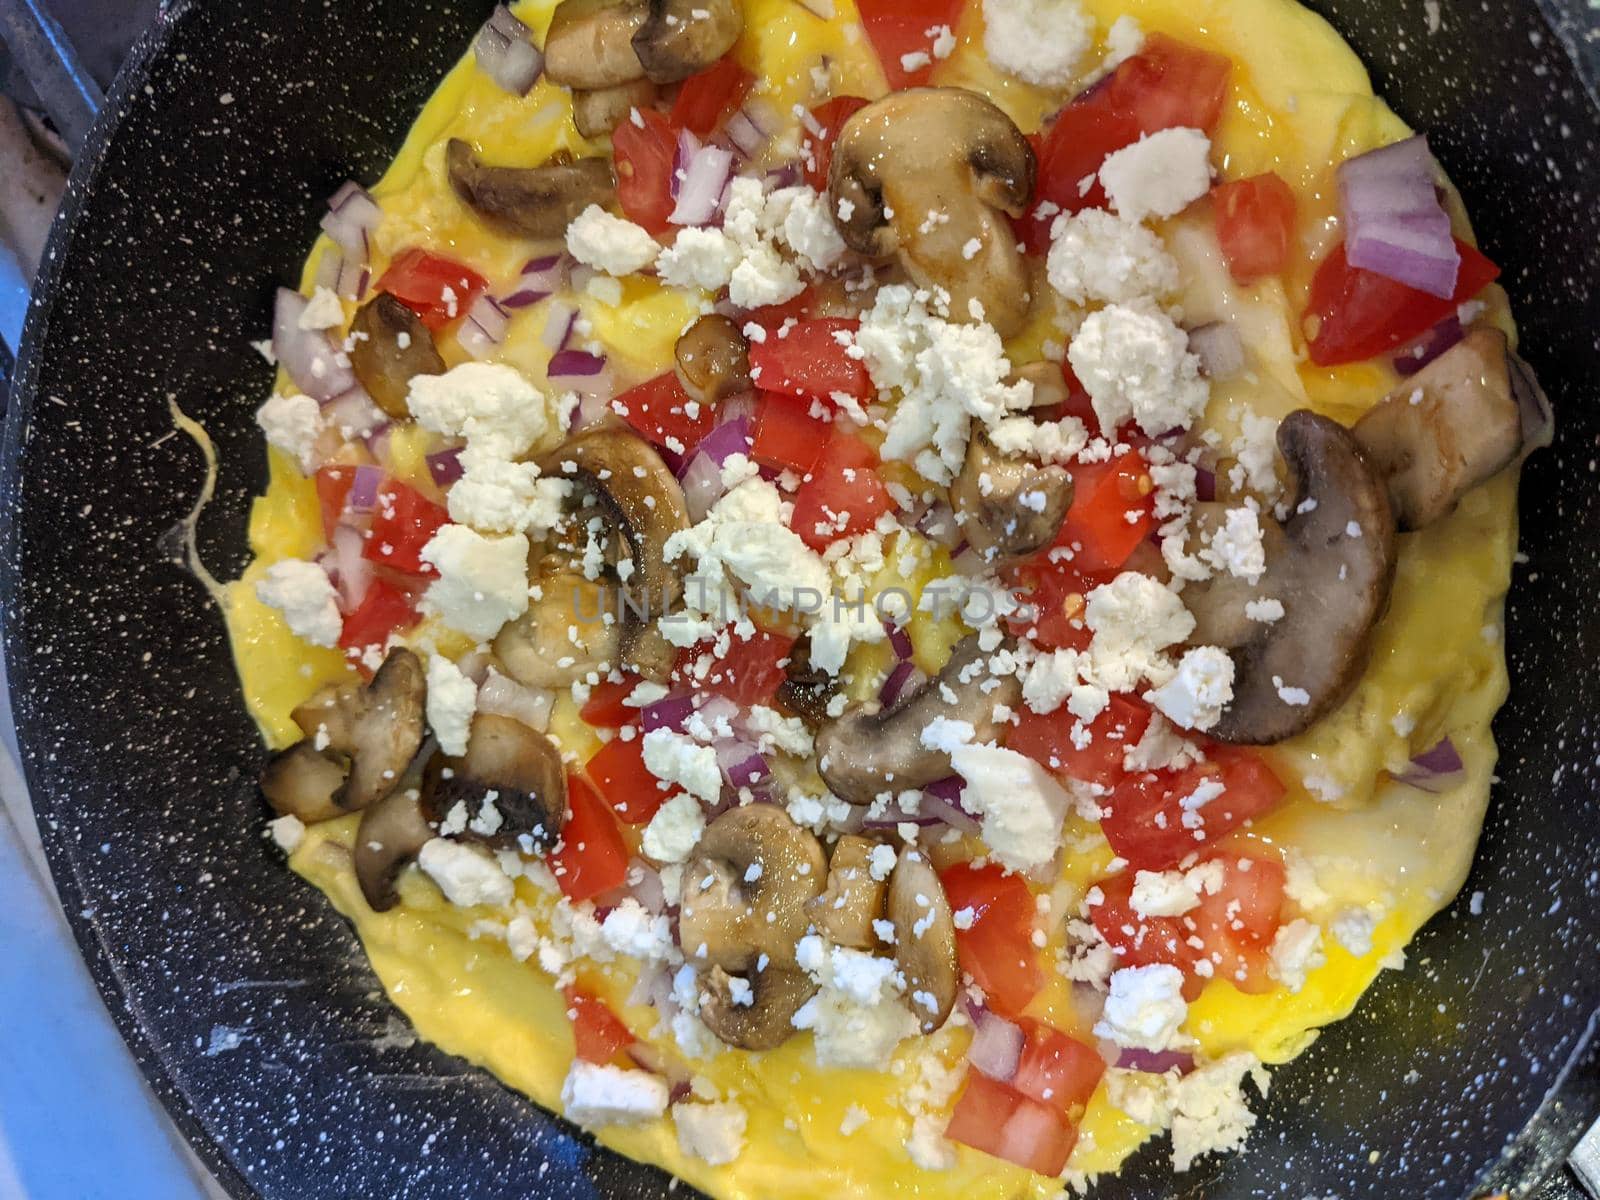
{"left": 2, "top": 1, "right": 1599, "bottom": 1197}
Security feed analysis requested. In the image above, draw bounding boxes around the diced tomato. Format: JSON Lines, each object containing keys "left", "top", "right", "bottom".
{"left": 801, "top": 95, "right": 871, "bottom": 191}
{"left": 940, "top": 862, "right": 1044, "bottom": 1017}
{"left": 361, "top": 481, "right": 448, "bottom": 577}
{"left": 1213, "top": 172, "right": 1297, "bottom": 283}
{"left": 586, "top": 734, "right": 673, "bottom": 825}
{"left": 1092, "top": 869, "right": 1201, "bottom": 975}
{"left": 1021, "top": 36, "right": 1231, "bottom": 251}
{"left": 563, "top": 987, "right": 634, "bottom": 1064}
{"left": 947, "top": 1071, "right": 1078, "bottom": 1177}
{"left": 752, "top": 391, "right": 830, "bottom": 474}
{"left": 1099, "top": 747, "right": 1287, "bottom": 870}
{"left": 337, "top": 577, "right": 418, "bottom": 652}
{"left": 1012, "top": 1020, "right": 1106, "bottom": 1117}
{"left": 1008, "top": 693, "right": 1153, "bottom": 789}
{"left": 790, "top": 429, "right": 892, "bottom": 551}
{"left": 551, "top": 772, "right": 631, "bottom": 901}
{"left": 740, "top": 286, "right": 817, "bottom": 330}
{"left": 671, "top": 57, "right": 756, "bottom": 136}
{"left": 580, "top": 677, "right": 641, "bottom": 728}
{"left": 692, "top": 627, "right": 796, "bottom": 707}
{"left": 612, "top": 106, "right": 679, "bottom": 234}
{"left": 315, "top": 465, "right": 358, "bottom": 543}
{"left": 612, "top": 371, "right": 718, "bottom": 458}
{"left": 377, "top": 248, "right": 488, "bottom": 332}
{"left": 1003, "top": 557, "right": 1100, "bottom": 652}
{"left": 1055, "top": 449, "right": 1155, "bottom": 573}
{"left": 1305, "top": 238, "right": 1500, "bottom": 366}
{"left": 855, "top": 0, "right": 963, "bottom": 89}
{"left": 748, "top": 318, "right": 870, "bottom": 403}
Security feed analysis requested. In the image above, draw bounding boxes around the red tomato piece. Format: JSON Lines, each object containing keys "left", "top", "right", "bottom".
{"left": 1055, "top": 449, "right": 1155, "bottom": 573}
{"left": 586, "top": 734, "right": 673, "bottom": 825}
{"left": 855, "top": 0, "right": 963, "bottom": 89}
{"left": 315, "top": 465, "right": 357, "bottom": 543}
{"left": 1191, "top": 854, "right": 1286, "bottom": 992}
{"left": 377, "top": 248, "right": 488, "bottom": 332}
{"left": 612, "top": 371, "right": 718, "bottom": 458}
{"left": 551, "top": 773, "right": 631, "bottom": 901}
{"left": 790, "top": 429, "right": 892, "bottom": 551}
{"left": 1091, "top": 868, "right": 1203, "bottom": 975}
{"left": 741, "top": 286, "right": 817, "bottom": 331}
{"left": 947, "top": 1072, "right": 1079, "bottom": 1177}
{"left": 801, "top": 95, "right": 871, "bottom": 191}
{"left": 748, "top": 318, "right": 870, "bottom": 403}
{"left": 612, "top": 107, "right": 679, "bottom": 234}
{"left": 363, "top": 481, "right": 449, "bottom": 577}
{"left": 563, "top": 987, "right": 634, "bottom": 1064}
{"left": 752, "top": 391, "right": 829, "bottom": 474}
{"left": 1105, "top": 34, "right": 1231, "bottom": 138}
{"left": 1305, "top": 238, "right": 1500, "bottom": 366}
{"left": 1213, "top": 172, "right": 1297, "bottom": 283}
{"left": 1012, "top": 1020, "right": 1106, "bottom": 1116}
{"left": 337, "top": 577, "right": 418, "bottom": 653}
{"left": 940, "top": 862, "right": 1044, "bottom": 1017}
{"left": 1007, "top": 693, "right": 1152, "bottom": 789}
{"left": 671, "top": 57, "right": 756, "bottom": 136}
{"left": 697, "top": 627, "right": 797, "bottom": 707}
{"left": 1099, "top": 747, "right": 1287, "bottom": 870}
{"left": 1002, "top": 557, "right": 1101, "bottom": 652}
{"left": 579, "top": 677, "right": 641, "bottom": 728}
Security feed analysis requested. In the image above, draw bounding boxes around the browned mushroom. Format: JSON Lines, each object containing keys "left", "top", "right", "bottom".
{"left": 698, "top": 964, "right": 816, "bottom": 1051}
{"left": 808, "top": 835, "right": 889, "bottom": 950}
{"left": 571, "top": 80, "right": 660, "bottom": 138}
{"left": 950, "top": 430, "right": 1073, "bottom": 567}
{"left": 349, "top": 294, "right": 445, "bottom": 419}
{"left": 829, "top": 89, "right": 1036, "bottom": 337}
{"left": 544, "top": 0, "right": 649, "bottom": 89}
{"left": 817, "top": 634, "right": 1021, "bottom": 804}
{"left": 887, "top": 850, "right": 958, "bottom": 1033}
{"left": 259, "top": 741, "right": 351, "bottom": 824}
{"left": 774, "top": 636, "right": 838, "bottom": 729}
{"left": 493, "top": 571, "right": 620, "bottom": 689}
{"left": 421, "top": 713, "right": 567, "bottom": 851}
{"left": 446, "top": 139, "right": 615, "bottom": 241}
{"left": 353, "top": 786, "right": 435, "bottom": 912}
{"left": 1353, "top": 326, "right": 1550, "bottom": 530}
{"left": 675, "top": 314, "right": 751, "bottom": 408}
{"left": 632, "top": 0, "right": 742, "bottom": 84}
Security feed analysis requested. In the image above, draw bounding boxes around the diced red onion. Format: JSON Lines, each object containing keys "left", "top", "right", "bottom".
{"left": 879, "top": 660, "right": 926, "bottom": 708}
{"left": 473, "top": 5, "right": 545, "bottom": 96}
{"left": 968, "top": 1011, "right": 1024, "bottom": 1082}
{"left": 504, "top": 253, "right": 571, "bottom": 308}
{"left": 320, "top": 181, "right": 381, "bottom": 260}
{"left": 723, "top": 98, "right": 778, "bottom": 160}
{"left": 348, "top": 464, "right": 384, "bottom": 512}
{"left": 457, "top": 294, "right": 511, "bottom": 360}
{"left": 361, "top": 420, "right": 393, "bottom": 458}
{"left": 323, "top": 388, "right": 385, "bottom": 439}
{"left": 993, "top": 1099, "right": 1063, "bottom": 1165}
{"left": 313, "top": 247, "right": 343, "bottom": 293}
{"left": 763, "top": 162, "right": 802, "bottom": 190}
{"left": 427, "top": 447, "right": 465, "bottom": 488}
{"left": 335, "top": 255, "right": 370, "bottom": 302}
{"left": 477, "top": 670, "right": 554, "bottom": 732}
{"left": 688, "top": 416, "right": 754, "bottom": 471}
{"left": 920, "top": 776, "right": 982, "bottom": 835}
{"left": 641, "top": 694, "right": 695, "bottom": 733}
{"left": 1116, "top": 1047, "right": 1195, "bottom": 1074}
{"left": 1393, "top": 316, "right": 1464, "bottom": 376}
{"left": 272, "top": 288, "right": 354, "bottom": 402}
{"left": 678, "top": 451, "right": 727, "bottom": 523}
{"left": 1194, "top": 466, "right": 1217, "bottom": 503}
{"left": 455, "top": 650, "right": 492, "bottom": 684}
{"left": 1338, "top": 135, "right": 1460, "bottom": 299}
{"left": 715, "top": 739, "right": 770, "bottom": 790}
{"left": 884, "top": 620, "right": 914, "bottom": 662}
{"left": 1393, "top": 735, "right": 1466, "bottom": 793}
{"left": 573, "top": 392, "right": 611, "bottom": 431}
{"left": 670, "top": 144, "right": 736, "bottom": 227}
{"left": 540, "top": 300, "right": 579, "bottom": 351}
{"left": 626, "top": 859, "right": 668, "bottom": 914}
{"left": 326, "top": 522, "right": 374, "bottom": 612}
{"left": 549, "top": 350, "right": 612, "bottom": 399}
{"left": 1188, "top": 321, "right": 1245, "bottom": 379}
{"left": 864, "top": 812, "right": 941, "bottom": 831}
{"left": 671, "top": 128, "right": 702, "bottom": 201}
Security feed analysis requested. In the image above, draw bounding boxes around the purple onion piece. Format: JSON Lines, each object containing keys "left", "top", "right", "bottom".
{"left": 1194, "top": 466, "right": 1217, "bottom": 503}
{"left": 1116, "top": 1047, "right": 1195, "bottom": 1074}
{"left": 348, "top": 464, "right": 384, "bottom": 512}
{"left": 1392, "top": 316, "right": 1465, "bottom": 376}
{"left": 641, "top": 694, "right": 695, "bottom": 733}
{"left": 427, "top": 447, "right": 465, "bottom": 488}
{"left": 883, "top": 620, "right": 914, "bottom": 662}
{"left": 879, "top": 660, "right": 926, "bottom": 708}
{"left": 968, "top": 1011, "right": 1024, "bottom": 1082}
{"left": 688, "top": 416, "right": 753, "bottom": 469}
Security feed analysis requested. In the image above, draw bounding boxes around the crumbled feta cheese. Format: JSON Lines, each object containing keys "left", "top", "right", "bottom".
{"left": 1268, "top": 919, "right": 1325, "bottom": 993}
{"left": 1047, "top": 209, "right": 1179, "bottom": 306}
{"left": 419, "top": 525, "right": 530, "bottom": 641}
{"left": 1102, "top": 15, "right": 1144, "bottom": 70}
{"left": 1330, "top": 906, "right": 1377, "bottom": 957}
{"left": 1099, "top": 128, "right": 1213, "bottom": 222}
{"left": 268, "top": 814, "right": 306, "bottom": 854}
{"left": 447, "top": 456, "right": 570, "bottom": 536}
{"left": 798, "top": 935, "right": 904, "bottom": 1006}
{"left": 771, "top": 186, "right": 848, "bottom": 271}
{"left": 1244, "top": 597, "right": 1284, "bottom": 624}
{"left": 792, "top": 988, "right": 920, "bottom": 1069}
{"left": 674, "top": 1101, "right": 747, "bottom": 1165}
{"left": 600, "top": 898, "right": 679, "bottom": 965}
{"left": 566, "top": 205, "right": 661, "bottom": 276}
{"left": 948, "top": 742, "right": 1070, "bottom": 871}
{"left": 1095, "top": 963, "right": 1188, "bottom": 1051}
{"left": 743, "top": 704, "right": 815, "bottom": 757}
{"left": 1169, "top": 1054, "right": 1267, "bottom": 1171}
{"left": 867, "top": 843, "right": 897, "bottom": 881}
{"left": 642, "top": 728, "right": 721, "bottom": 804}
{"left": 255, "top": 392, "right": 324, "bottom": 472}
{"left": 1147, "top": 645, "right": 1234, "bottom": 732}
{"left": 988, "top": 414, "right": 1091, "bottom": 465}
{"left": 1084, "top": 572, "right": 1196, "bottom": 691}
{"left": 297, "top": 286, "right": 345, "bottom": 330}
{"left": 1202, "top": 506, "right": 1266, "bottom": 583}
{"left": 1282, "top": 850, "right": 1332, "bottom": 912}
{"left": 1229, "top": 411, "right": 1281, "bottom": 499}
{"left": 641, "top": 792, "right": 707, "bottom": 864}
{"left": 417, "top": 838, "right": 514, "bottom": 908}
{"left": 408, "top": 361, "right": 563, "bottom": 459}
{"left": 981, "top": 0, "right": 1094, "bottom": 86}
{"left": 1273, "top": 678, "right": 1312, "bottom": 707}
{"left": 1123, "top": 712, "right": 1204, "bottom": 772}
{"left": 255, "top": 559, "right": 342, "bottom": 648}
{"left": 1130, "top": 868, "right": 1203, "bottom": 918}
{"left": 1069, "top": 304, "right": 1209, "bottom": 437}
{"left": 425, "top": 654, "right": 478, "bottom": 757}
{"left": 655, "top": 226, "right": 742, "bottom": 292}
{"left": 561, "top": 1061, "right": 670, "bottom": 1129}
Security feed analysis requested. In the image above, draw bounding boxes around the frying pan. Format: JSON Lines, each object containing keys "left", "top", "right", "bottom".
{"left": 1, "top": 1, "right": 1598, "bottom": 1197}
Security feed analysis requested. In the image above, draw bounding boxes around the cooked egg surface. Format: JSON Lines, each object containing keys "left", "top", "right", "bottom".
{"left": 225, "top": 0, "right": 1519, "bottom": 1192}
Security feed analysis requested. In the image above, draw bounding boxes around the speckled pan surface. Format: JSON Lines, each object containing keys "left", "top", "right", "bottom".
{"left": 1, "top": 1, "right": 1598, "bottom": 1197}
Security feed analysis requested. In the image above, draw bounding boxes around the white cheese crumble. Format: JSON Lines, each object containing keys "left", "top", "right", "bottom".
{"left": 1267, "top": 919, "right": 1326, "bottom": 994}
{"left": 565, "top": 205, "right": 661, "bottom": 276}
{"left": 255, "top": 392, "right": 324, "bottom": 472}
{"left": 1084, "top": 571, "right": 1196, "bottom": 691}
{"left": 1068, "top": 304, "right": 1209, "bottom": 437}
{"left": 673, "top": 1101, "right": 747, "bottom": 1165}
{"left": 655, "top": 226, "right": 743, "bottom": 292}
{"left": 297, "top": 286, "right": 345, "bottom": 330}
{"left": 948, "top": 742, "right": 1071, "bottom": 871}
{"left": 981, "top": 0, "right": 1094, "bottom": 87}
{"left": 1095, "top": 963, "right": 1188, "bottom": 1051}
{"left": 268, "top": 814, "right": 306, "bottom": 854}
{"left": 791, "top": 987, "right": 920, "bottom": 1069}
{"left": 641, "top": 728, "right": 722, "bottom": 804}
{"left": 1147, "top": 645, "right": 1234, "bottom": 732}
{"left": 408, "top": 361, "right": 564, "bottom": 460}
{"left": 1047, "top": 209, "right": 1179, "bottom": 306}
{"left": 561, "top": 1061, "right": 670, "bottom": 1129}
{"left": 1099, "top": 128, "right": 1213, "bottom": 222}
{"left": 417, "top": 838, "right": 514, "bottom": 908}
{"left": 447, "top": 456, "right": 570, "bottom": 536}
{"left": 1170, "top": 1054, "right": 1267, "bottom": 1171}
{"left": 641, "top": 792, "right": 707, "bottom": 864}
{"left": 255, "top": 559, "right": 342, "bottom": 648}
{"left": 425, "top": 654, "right": 478, "bottom": 757}
{"left": 1201, "top": 506, "right": 1267, "bottom": 583}
{"left": 419, "top": 525, "right": 530, "bottom": 641}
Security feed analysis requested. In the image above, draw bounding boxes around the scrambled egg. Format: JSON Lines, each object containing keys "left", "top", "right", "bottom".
{"left": 224, "top": 0, "right": 1520, "bottom": 1193}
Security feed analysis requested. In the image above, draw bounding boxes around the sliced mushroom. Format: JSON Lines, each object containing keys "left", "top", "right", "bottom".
{"left": 1353, "top": 327, "right": 1548, "bottom": 530}
{"left": 446, "top": 138, "right": 615, "bottom": 241}
{"left": 354, "top": 786, "right": 435, "bottom": 912}
{"left": 830, "top": 89, "right": 1036, "bottom": 337}
{"left": 775, "top": 636, "right": 839, "bottom": 729}
{"left": 1015, "top": 359, "right": 1071, "bottom": 412}
{"left": 262, "top": 648, "right": 425, "bottom": 822}
{"left": 544, "top": 0, "right": 649, "bottom": 90}
{"left": 1187, "top": 411, "right": 1397, "bottom": 745}
{"left": 951, "top": 430, "right": 1073, "bottom": 567}
{"left": 888, "top": 850, "right": 958, "bottom": 1033}
{"left": 808, "top": 835, "right": 888, "bottom": 950}
{"left": 348, "top": 294, "right": 445, "bottom": 419}
{"left": 698, "top": 964, "right": 816, "bottom": 1051}
{"left": 675, "top": 314, "right": 751, "bottom": 407}
{"left": 817, "top": 634, "right": 1021, "bottom": 805}
{"left": 571, "top": 79, "right": 659, "bottom": 138}
{"left": 494, "top": 571, "right": 620, "bottom": 688}
{"left": 421, "top": 713, "right": 567, "bottom": 851}
{"left": 543, "top": 428, "right": 692, "bottom": 681}
{"left": 632, "top": 0, "right": 742, "bottom": 84}
{"left": 679, "top": 805, "right": 827, "bottom": 972}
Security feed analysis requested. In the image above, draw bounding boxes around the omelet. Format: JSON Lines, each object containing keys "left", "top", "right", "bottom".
{"left": 224, "top": 0, "right": 1533, "bottom": 1194}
